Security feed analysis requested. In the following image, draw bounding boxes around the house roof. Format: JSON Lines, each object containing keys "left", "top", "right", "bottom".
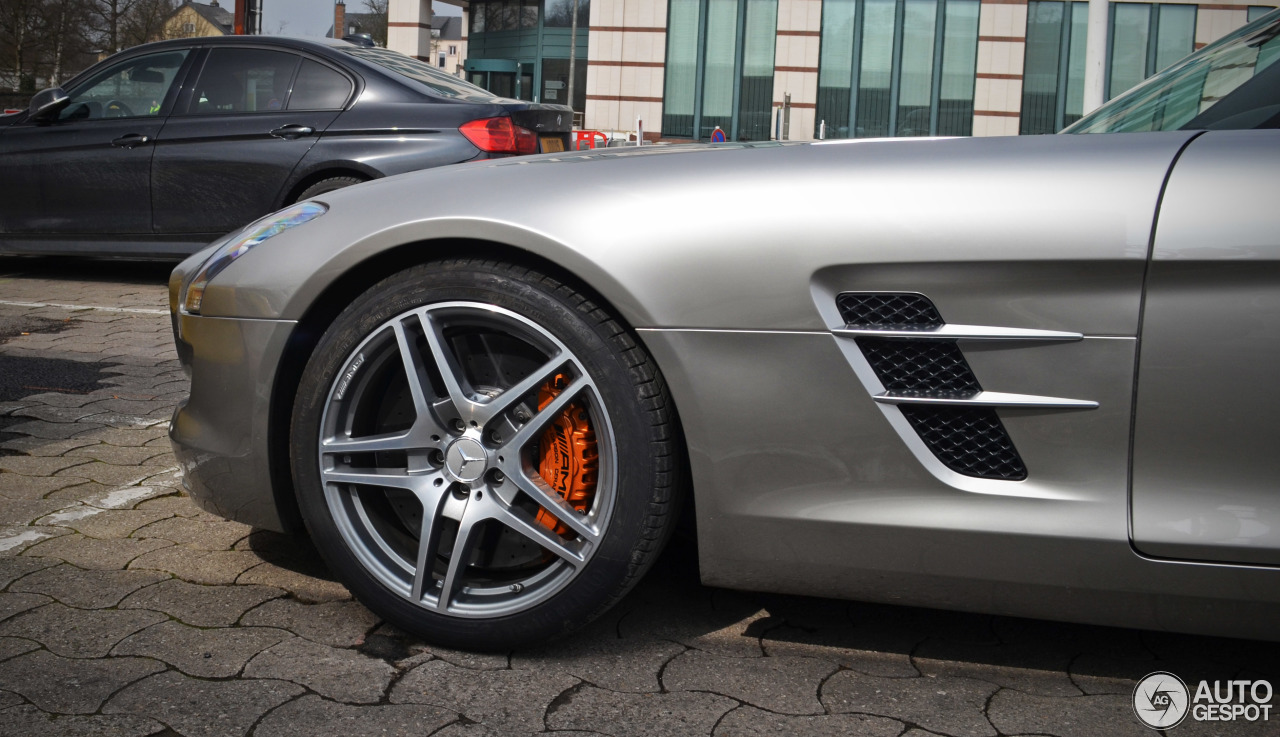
{"left": 175, "top": 0, "right": 233, "bottom": 34}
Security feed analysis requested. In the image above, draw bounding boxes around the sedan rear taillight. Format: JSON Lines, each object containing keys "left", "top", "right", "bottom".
{"left": 459, "top": 116, "right": 539, "bottom": 155}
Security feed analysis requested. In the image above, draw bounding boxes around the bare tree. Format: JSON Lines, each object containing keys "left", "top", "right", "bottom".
{"left": 362, "top": 0, "right": 387, "bottom": 47}
{"left": 0, "top": 0, "right": 47, "bottom": 90}
{"left": 120, "top": 0, "right": 175, "bottom": 46}
{"left": 89, "top": 0, "right": 143, "bottom": 54}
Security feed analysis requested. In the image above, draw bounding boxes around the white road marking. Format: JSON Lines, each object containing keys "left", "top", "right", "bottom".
{"left": 0, "top": 299, "right": 167, "bottom": 316}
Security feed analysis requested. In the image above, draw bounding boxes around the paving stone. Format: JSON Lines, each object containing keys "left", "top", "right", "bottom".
{"left": 83, "top": 485, "right": 174, "bottom": 511}
{"left": 616, "top": 585, "right": 768, "bottom": 658}
{"left": 0, "top": 650, "right": 165, "bottom": 714}
{"left": 254, "top": 695, "right": 459, "bottom": 737}
{"left": 0, "top": 499, "right": 75, "bottom": 526}
{"left": 104, "top": 671, "right": 304, "bottom": 737}
{"left": 0, "top": 526, "right": 71, "bottom": 555}
{"left": 119, "top": 579, "right": 284, "bottom": 627}
{"left": 21, "top": 533, "right": 171, "bottom": 569}
{"left": 393, "top": 658, "right": 579, "bottom": 733}
{"left": 236, "top": 562, "right": 352, "bottom": 603}
{"left": 10, "top": 565, "right": 169, "bottom": 608}
{"left": 987, "top": 690, "right": 1151, "bottom": 737}
{"left": 0, "top": 555, "right": 58, "bottom": 588}
{"left": 0, "top": 593, "right": 51, "bottom": 623}
{"left": 513, "top": 629, "right": 684, "bottom": 693}
{"left": 823, "top": 670, "right": 1000, "bottom": 737}
{"left": 36, "top": 506, "right": 172, "bottom": 539}
{"left": 114, "top": 621, "right": 292, "bottom": 678}
{"left": 0, "top": 456, "right": 93, "bottom": 477}
{"left": 244, "top": 637, "right": 397, "bottom": 703}
{"left": 0, "top": 704, "right": 166, "bottom": 737}
{"left": 428, "top": 724, "right": 522, "bottom": 737}
{"left": 663, "top": 649, "right": 837, "bottom": 715}
{"left": 134, "top": 516, "right": 253, "bottom": 551}
{"left": 915, "top": 639, "right": 1082, "bottom": 697}
{"left": 8, "top": 420, "right": 107, "bottom": 441}
{"left": 0, "top": 437, "right": 99, "bottom": 458}
{"left": 0, "top": 603, "right": 165, "bottom": 657}
{"left": 66, "top": 444, "right": 171, "bottom": 466}
{"left": 0, "top": 472, "right": 83, "bottom": 501}
{"left": 763, "top": 623, "right": 921, "bottom": 678}
{"left": 713, "top": 704, "right": 904, "bottom": 737}
{"left": 53, "top": 462, "right": 173, "bottom": 488}
{"left": 241, "top": 599, "right": 379, "bottom": 648}
{"left": 0, "top": 636, "right": 38, "bottom": 662}
{"left": 11, "top": 405, "right": 107, "bottom": 423}
{"left": 70, "top": 426, "right": 168, "bottom": 447}
{"left": 0, "top": 689, "right": 23, "bottom": 709}
{"left": 545, "top": 684, "right": 737, "bottom": 737}
{"left": 136, "top": 494, "right": 204, "bottom": 517}
{"left": 127, "top": 546, "right": 263, "bottom": 585}
{"left": 11, "top": 392, "right": 100, "bottom": 409}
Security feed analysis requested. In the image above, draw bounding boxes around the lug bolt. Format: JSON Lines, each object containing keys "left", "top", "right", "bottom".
{"left": 509, "top": 583, "right": 523, "bottom": 593}
{"left": 514, "top": 408, "right": 530, "bottom": 422}
{"left": 490, "top": 431, "right": 503, "bottom": 444}
{"left": 452, "top": 418, "right": 465, "bottom": 432}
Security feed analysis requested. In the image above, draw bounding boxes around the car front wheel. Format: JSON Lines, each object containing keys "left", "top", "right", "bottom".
{"left": 290, "top": 259, "right": 681, "bottom": 649}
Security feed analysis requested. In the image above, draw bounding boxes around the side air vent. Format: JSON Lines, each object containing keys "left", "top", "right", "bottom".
{"left": 835, "top": 291, "right": 1035, "bottom": 481}
{"left": 857, "top": 338, "right": 980, "bottom": 399}
{"left": 899, "top": 406, "right": 1028, "bottom": 480}
{"left": 836, "top": 292, "right": 943, "bottom": 329}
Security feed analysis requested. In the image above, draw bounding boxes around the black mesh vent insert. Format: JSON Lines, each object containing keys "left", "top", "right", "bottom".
{"left": 899, "top": 406, "right": 1028, "bottom": 480}
{"left": 837, "top": 293, "right": 943, "bottom": 329}
{"left": 857, "top": 338, "right": 981, "bottom": 398}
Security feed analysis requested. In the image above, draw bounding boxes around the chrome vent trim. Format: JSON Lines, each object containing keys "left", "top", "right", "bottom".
{"left": 874, "top": 391, "right": 1099, "bottom": 409}
{"left": 834, "top": 324, "right": 1083, "bottom": 341}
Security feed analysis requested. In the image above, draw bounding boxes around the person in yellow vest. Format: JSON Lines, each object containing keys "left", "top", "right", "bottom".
{"left": 149, "top": 99, "right": 161, "bottom": 115}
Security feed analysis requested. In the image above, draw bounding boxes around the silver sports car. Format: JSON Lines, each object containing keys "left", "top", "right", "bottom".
{"left": 170, "top": 13, "right": 1280, "bottom": 648}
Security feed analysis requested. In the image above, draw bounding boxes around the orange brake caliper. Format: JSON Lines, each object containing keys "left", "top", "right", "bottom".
{"left": 535, "top": 374, "right": 598, "bottom": 536}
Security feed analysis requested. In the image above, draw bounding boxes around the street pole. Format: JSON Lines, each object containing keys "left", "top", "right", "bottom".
{"left": 1082, "top": 0, "right": 1108, "bottom": 114}
{"left": 567, "top": 0, "right": 580, "bottom": 122}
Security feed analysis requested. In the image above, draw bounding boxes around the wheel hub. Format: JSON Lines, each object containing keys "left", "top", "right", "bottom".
{"left": 444, "top": 436, "right": 487, "bottom": 483}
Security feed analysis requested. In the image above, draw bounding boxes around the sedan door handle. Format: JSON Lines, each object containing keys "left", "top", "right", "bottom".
{"left": 270, "top": 125, "right": 315, "bottom": 140}
{"left": 111, "top": 134, "right": 151, "bottom": 149}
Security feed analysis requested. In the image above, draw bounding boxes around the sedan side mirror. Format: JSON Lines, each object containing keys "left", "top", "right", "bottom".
{"left": 28, "top": 87, "right": 69, "bottom": 120}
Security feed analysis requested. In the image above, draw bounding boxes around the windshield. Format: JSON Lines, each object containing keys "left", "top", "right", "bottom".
{"left": 1065, "top": 10, "right": 1280, "bottom": 133}
{"left": 341, "top": 46, "right": 504, "bottom": 102}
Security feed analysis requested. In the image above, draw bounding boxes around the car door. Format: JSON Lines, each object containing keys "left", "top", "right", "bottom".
{"left": 0, "top": 49, "right": 190, "bottom": 236}
{"left": 150, "top": 47, "right": 350, "bottom": 236}
{"left": 1131, "top": 128, "right": 1280, "bottom": 567}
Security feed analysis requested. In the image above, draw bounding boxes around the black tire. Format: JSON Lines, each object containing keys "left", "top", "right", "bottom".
{"left": 293, "top": 176, "right": 364, "bottom": 202}
{"left": 290, "top": 259, "right": 681, "bottom": 649}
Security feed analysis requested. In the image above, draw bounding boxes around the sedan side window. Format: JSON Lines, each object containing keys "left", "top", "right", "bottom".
{"left": 287, "top": 60, "right": 353, "bottom": 110}
{"left": 188, "top": 48, "right": 302, "bottom": 114}
{"left": 58, "top": 50, "right": 189, "bottom": 121}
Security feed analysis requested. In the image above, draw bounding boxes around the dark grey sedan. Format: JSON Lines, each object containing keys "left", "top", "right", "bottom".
{"left": 0, "top": 37, "right": 572, "bottom": 257}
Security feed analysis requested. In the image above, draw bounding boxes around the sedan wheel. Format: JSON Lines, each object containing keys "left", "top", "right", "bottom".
{"left": 290, "top": 260, "right": 681, "bottom": 648}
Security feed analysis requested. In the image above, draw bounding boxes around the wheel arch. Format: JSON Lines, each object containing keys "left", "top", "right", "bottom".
{"left": 266, "top": 237, "right": 695, "bottom": 537}
{"left": 280, "top": 166, "right": 377, "bottom": 207}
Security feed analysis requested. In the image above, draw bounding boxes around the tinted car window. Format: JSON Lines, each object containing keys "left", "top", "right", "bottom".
{"left": 1068, "top": 11, "right": 1280, "bottom": 133}
{"left": 341, "top": 46, "right": 503, "bottom": 101}
{"left": 58, "top": 50, "right": 188, "bottom": 121}
{"left": 287, "top": 60, "right": 352, "bottom": 110}
{"left": 188, "top": 48, "right": 301, "bottom": 114}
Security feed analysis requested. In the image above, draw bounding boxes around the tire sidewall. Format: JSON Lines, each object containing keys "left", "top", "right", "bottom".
{"left": 291, "top": 261, "right": 663, "bottom": 648}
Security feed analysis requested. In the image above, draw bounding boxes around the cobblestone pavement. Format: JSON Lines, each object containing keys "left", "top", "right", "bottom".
{"left": 0, "top": 257, "right": 1277, "bottom": 737}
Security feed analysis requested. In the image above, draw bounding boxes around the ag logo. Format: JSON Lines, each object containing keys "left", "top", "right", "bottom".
{"left": 1134, "top": 672, "right": 1190, "bottom": 729}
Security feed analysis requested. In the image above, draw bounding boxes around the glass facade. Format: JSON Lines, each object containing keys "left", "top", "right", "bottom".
{"left": 661, "top": 0, "right": 779, "bottom": 140}
{"left": 466, "top": 0, "right": 590, "bottom": 110}
{"left": 1022, "top": 1, "right": 1196, "bottom": 134}
{"left": 815, "top": 0, "right": 979, "bottom": 139}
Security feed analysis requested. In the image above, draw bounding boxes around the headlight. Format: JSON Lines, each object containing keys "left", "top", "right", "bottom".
{"left": 182, "top": 202, "right": 326, "bottom": 314}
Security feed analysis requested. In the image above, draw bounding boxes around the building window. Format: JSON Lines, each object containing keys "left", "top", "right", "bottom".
{"left": 661, "top": 0, "right": 779, "bottom": 140}
{"left": 1249, "top": 6, "right": 1276, "bottom": 22}
{"left": 545, "top": 0, "right": 590, "bottom": 27}
{"left": 815, "top": 0, "right": 979, "bottom": 139}
{"left": 449, "top": 45, "right": 458, "bottom": 55}
{"left": 1022, "top": 1, "right": 1196, "bottom": 134}
{"left": 182, "top": 22, "right": 195, "bottom": 35}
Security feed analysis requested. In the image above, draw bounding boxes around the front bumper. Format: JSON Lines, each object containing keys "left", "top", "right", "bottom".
{"left": 169, "top": 310, "right": 297, "bottom": 531}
